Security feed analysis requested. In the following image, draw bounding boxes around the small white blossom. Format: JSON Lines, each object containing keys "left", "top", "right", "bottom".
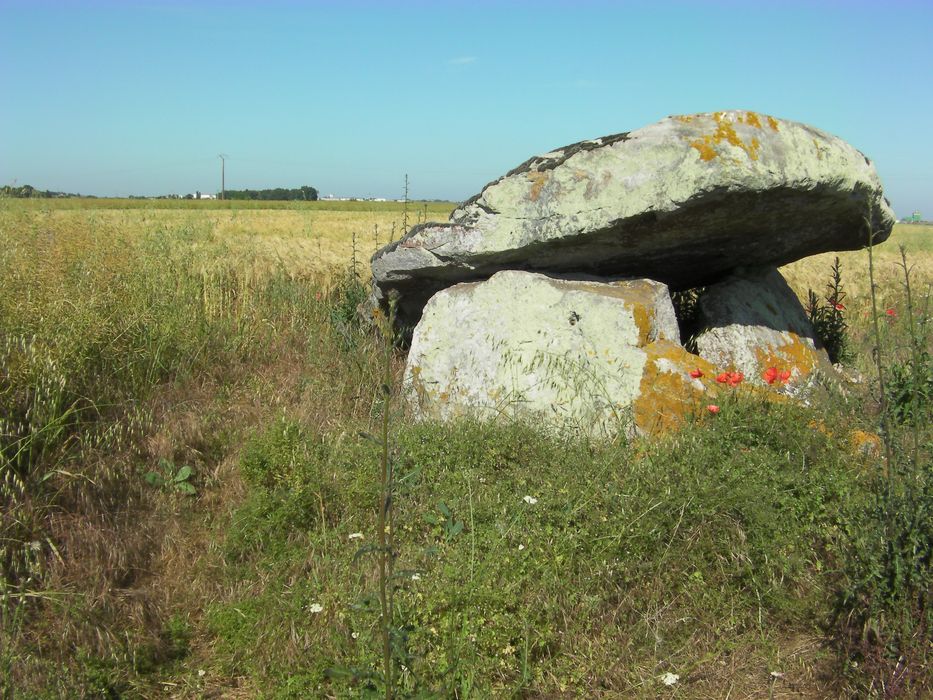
{"left": 351, "top": 632, "right": 359, "bottom": 639}
{"left": 770, "top": 671, "right": 784, "bottom": 680}
{"left": 197, "top": 669, "right": 206, "bottom": 678}
{"left": 309, "top": 603, "right": 324, "bottom": 614}
{"left": 348, "top": 532, "right": 364, "bottom": 540}
{"left": 518, "top": 544, "right": 525, "bottom": 551}
{"left": 411, "top": 573, "right": 421, "bottom": 581}
{"left": 522, "top": 495, "right": 538, "bottom": 505}
{"left": 660, "top": 672, "right": 679, "bottom": 686}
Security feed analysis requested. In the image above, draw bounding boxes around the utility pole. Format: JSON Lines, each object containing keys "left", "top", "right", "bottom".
{"left": 218, "top": 154, "right": 228, "bottom": 200}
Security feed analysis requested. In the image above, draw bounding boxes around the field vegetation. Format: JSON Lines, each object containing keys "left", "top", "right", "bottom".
{"left": 0, "top": 199, "right": 929, "bottom": 698}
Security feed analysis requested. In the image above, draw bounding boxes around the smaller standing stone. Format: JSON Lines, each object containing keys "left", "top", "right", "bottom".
{"left": 694, "top": 267, "right": 833, "bottom": 387}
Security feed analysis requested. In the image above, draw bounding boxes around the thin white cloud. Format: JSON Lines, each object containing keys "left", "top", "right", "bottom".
{"left": 448, "top": 56, "right": 477, "bottom": 65}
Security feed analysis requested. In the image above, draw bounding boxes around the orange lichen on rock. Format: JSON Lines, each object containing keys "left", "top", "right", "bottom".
{"left": 753, "top": 335, "right": 824, "bottom": 381}
{"left": 689, "top": 111, "right": 762, "bottom": 162}
{"left": 808, "top": 418, "right": 832, "bottom": 437}
{"left": 739, "top": 111, "right": 763, "bottom": 129}
{"left": 850, "top": 429, "right": 882, "bottom": 458}
{"left": 633, "top": 342, "right": 720, "bottom": 435}
{"left": 527, "top": 171, "right": 549, "bottom": 201}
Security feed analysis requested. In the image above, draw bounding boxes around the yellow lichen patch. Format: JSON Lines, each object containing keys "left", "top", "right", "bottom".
{"left": 753, "top": 334, "right": 824, "bottom": 381}
{"left": 767, "top": 115, "right": 779, "bottom": 131}
{"left": 743, "top": 111, "right": 763, "bottom": 129}
{"left": 632, "top": 342, "right": 721, "bottom": 435}
{"left": 689, "top": 112, "right": 762, "bottom": 162}
{"left": 526, "top": 171, "right": 549, "bottom": 202}
{"left": 850, "top": 429, "right": 882, "bottom": 458}
{"left": 808, "top": 419, "right": 832, "bottom": 437}
{"left": 674, "top": 115, "right": 696, "bottom": 123}
{"left": 690, "top": 136, "right": 719, "bottom": 161}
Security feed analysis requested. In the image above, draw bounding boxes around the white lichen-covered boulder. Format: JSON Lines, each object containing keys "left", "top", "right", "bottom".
{"left": 694, "top": 267, "right": 833, "bottom": 388}
{"left": 372, "top": 110, "right": 894, "bottom": 325}
{"left": 404, "top": 271, "right": 723, "bottom": 439}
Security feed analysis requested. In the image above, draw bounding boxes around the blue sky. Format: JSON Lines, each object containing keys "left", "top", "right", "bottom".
{"left": 1, "top": 0, "right": 931, "bottom": 216}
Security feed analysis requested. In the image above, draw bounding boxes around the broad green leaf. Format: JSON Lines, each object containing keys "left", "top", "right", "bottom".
{"left": 173, "top": 465, "right": 193, "bottom": 482}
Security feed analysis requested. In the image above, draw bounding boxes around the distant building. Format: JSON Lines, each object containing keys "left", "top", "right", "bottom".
{"left": 902, "top": 211, "right": 922, "bottom": 223}
{"left": 188, "top": 191, "right": 217, "bottom": 200}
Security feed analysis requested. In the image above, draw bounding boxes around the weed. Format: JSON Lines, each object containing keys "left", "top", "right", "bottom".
{"left": 833, "top": 224, "right": 932, "bottom": 695}
{"left": 806, "top": 256, "right": 852, "bottom": 364}
{"left": 144, "top": 458, "right": 196, "bottom": 495}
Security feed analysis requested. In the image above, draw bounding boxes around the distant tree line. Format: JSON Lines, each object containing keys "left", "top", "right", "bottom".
{"left": 0, "top": 184, "right": 90, "bottom": 198}
{"left": 222, "top": 186, "right": 318, "bottom": 201}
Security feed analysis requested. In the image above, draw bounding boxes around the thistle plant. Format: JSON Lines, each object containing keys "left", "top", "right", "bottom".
{"left": 806, "top": 256, "right": 851, "bottom": 364}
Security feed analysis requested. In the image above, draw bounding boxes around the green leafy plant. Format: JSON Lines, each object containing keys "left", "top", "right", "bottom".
{"left": 327, "top": 245, "right": 370, "bottom": 350}
{"left": 806, "top": 256, "right": 851, "bottom": 364}
{"left": 670, "top": 286, "right": 707, "bottom": 352}
{"left": 144, "top": 458, "right": 196, "bottom": 495}
{"left": 424, "top": 500, "right": 464, "bottom": 541}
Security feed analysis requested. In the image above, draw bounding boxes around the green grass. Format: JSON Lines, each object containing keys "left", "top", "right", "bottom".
{"left": 0, "top": 200, "right": 929, "bottom": 698}
{"left": 204, "top": 404, "right": 871, "bottom": 697}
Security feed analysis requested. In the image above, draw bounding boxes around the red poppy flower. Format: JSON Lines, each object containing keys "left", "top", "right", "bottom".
{"left": 728, "top": 371, "right": 744, "bottom": 387}
{"left": 716, "top": 372, "right": 731, "bottom": 384}
{"left": 707, "top": 404, "right": 720, "bottom": 414}
{"left": 833, "top": 302, "right": 846, "bottom": 311}
{"left": 779, "top": 369, "right": 792, "bottom": 382}
{"left": 885, "top": 308, "right": 896, "bottom": 317}
{"left": 689, "top": 368, "right": 704, "bottom": 379}
{"left": 762, "top": 366, "right": 779, "bottom": 385}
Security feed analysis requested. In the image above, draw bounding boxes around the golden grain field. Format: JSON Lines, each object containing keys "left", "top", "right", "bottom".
{"left": 3, "top": 198, "right": 928, "bottom": 299}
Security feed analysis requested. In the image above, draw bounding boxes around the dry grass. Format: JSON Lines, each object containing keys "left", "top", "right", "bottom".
{"left": 782, "top": 224, "right": 933, "bottom": 303}
{"left": 0, "top": 199, "right": 456, "bottom": 286}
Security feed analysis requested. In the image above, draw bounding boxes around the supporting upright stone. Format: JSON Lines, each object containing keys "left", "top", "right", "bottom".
{"left": 404, "top": 271, "right": 721, "bottom": 439}
{"left": 693, "top": 267, "right": 833, "bottom": 388}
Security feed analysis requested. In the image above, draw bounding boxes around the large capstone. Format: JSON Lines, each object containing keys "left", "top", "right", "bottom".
{"left": 403, "top": 270, "right": 724, "bottom": 439}
{"left": 373, "top": 111, "right": 894, "bottom": 325}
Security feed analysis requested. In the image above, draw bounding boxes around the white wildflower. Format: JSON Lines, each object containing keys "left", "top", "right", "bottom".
{"left": 411, "top": 573, "right": 421, "bottom": 581}
{"left": 770, "top": 671, "right": 784, "bottom": 679}
{"left": 197, "top": 669, "right": 206, "bottom": 678}
{"left": 522, "top": 495, "right": 538, "bottom": 505}
{"left": 309, "top": 602, "right": 324, "bottom": 614}
{"left": 351, "top": 632, "right": 359, "bottom": 639}
{"left": 348, "top": 532, "right": 364, "bottom": 540}
{"left": 660, "top": 672, "right": 679, "bottom": 686}
{"left": 518, "top": 544, "right": 525, "bottom": 551}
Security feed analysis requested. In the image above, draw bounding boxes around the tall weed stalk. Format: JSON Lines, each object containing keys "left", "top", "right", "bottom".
{"left": 835, "top": 217, "right": 932, "bottom": 694}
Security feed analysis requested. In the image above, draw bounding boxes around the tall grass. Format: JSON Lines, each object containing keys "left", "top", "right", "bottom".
{"left": 0, "top": 203, "right": 387, "bottom": 695}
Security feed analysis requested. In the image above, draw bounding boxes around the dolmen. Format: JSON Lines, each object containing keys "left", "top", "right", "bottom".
{"left": 370, "top": 111, "right": 895, "bottom": 439}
